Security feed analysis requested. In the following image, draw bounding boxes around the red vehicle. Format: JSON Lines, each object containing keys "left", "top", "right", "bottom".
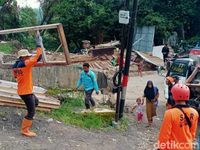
{"left": 189, "top": 42, "right": 200, "bottom": 61}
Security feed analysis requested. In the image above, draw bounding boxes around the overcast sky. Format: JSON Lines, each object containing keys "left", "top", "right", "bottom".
{"left": 16, "top": 0, "right": 40, "bottom": 8}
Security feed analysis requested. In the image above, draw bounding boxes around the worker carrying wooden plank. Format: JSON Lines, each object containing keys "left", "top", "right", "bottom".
{"left": 12, "top": 31, "right": 43, "bottom": 137}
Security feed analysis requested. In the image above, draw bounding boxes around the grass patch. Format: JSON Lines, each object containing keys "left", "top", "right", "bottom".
{"left": 118, "top": 117, "right": 129, "bottom": 131}
{"left": 0, "top": 43, "right": 14, "bottom": 54}
{"left": 49, "top": 97, "right": 113, "bottom": 129}
{"left": 46, "top": 88, "right": 69, "bottom": 95}
{"left": 45, "top": 88, "right": 129, "bottom": 130}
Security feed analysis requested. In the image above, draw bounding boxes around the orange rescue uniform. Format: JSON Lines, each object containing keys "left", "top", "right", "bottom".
{"left": 13, "top": 47, "right": 42, "bottom": 95}
{"left": 158, "top": 107, "right": 199, "bottom": 150}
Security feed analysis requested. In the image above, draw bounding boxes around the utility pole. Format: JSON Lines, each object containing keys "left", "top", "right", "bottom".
{"left": 114, "top": 0, "right": 129, "bottom": 122}
{"left": 119, "top": 0, "right": 139, "bottom": 119}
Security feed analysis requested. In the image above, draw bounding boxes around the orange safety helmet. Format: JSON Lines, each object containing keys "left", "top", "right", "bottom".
{"left": 171, "top": 83, "right": 190, "bottom": 101}
{"left": 166, "top": 76, "right": 174, "bottom": 84}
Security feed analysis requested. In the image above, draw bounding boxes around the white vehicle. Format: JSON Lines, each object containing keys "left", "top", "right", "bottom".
{"left": 164, "top": 58, "right": 195, "bottom": 99}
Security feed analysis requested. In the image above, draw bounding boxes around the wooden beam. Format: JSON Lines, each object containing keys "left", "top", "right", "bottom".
{"left": 0, "top": 23, "right": 61, "bottom": 35}
{"left": 0, "top": 23, "right": 71, "bottom": 67}
{"left": 0, "top": 61, "right": 69, "bottom": 69}
{"left": 0, "top": 102, "right": 51, "bottom": 112}
{"left": 57, "top": 24, "right": 71, "bottom": 64}
{"left": 186, "top": 84, "right": 200, "bottom": 87}
{"left": 186, "top": 67, "right": 199, "bottom": 83}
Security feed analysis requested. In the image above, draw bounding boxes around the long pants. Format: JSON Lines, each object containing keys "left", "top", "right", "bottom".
{"left": 20, "top": 94, "right": 39, "bottom": 120}
{"left": 163, "top": 54, "right": 168, "bottom": 63}
{"left": 85, "top": 89, "right": 95, "bottom": 109}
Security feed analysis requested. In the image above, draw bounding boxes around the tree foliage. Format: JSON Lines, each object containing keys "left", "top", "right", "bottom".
{"left": 138, "top": 0, "right": 199, "bottom": 43}
{"left": 19, "top": 7, "right": 37, "bottom": 27}
{"left": 0, "top": 0, "right": 200, "bottom": 50}
{"left": 40, "top": 0, "right": 121, "bottom": 50}
{"left": 0, "top": 0, "right": 19, "bottom": 30}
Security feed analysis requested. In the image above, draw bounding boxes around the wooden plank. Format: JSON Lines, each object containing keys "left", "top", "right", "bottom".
{"left": 0, "top": 87, "right": 45, "bottom": 97}
{"left": 0, "top": 61, "right": 69, "bottom": 69}
{"left": 0, "top": 88, "right": 59, "bottom": 102}
{"left": 0, "top": 23, "right": 72, "bottom": 67}
{"left": 38, "top": 31, "right": 48, "bottom": 64}
{"left": 0, "top": 92, "right": 60, "bottom": 106}
{"left": 0, "top": 23, "right": 61, "bottom": 35}
{"left": 0, "top": 98, "right": 59, "bottom": 109}
{"left": 186, "top": 67, "right": 199, "bottom": 84}
{"left": 57, "top": 24, "right": 71, "bottom": 64}
{"left": 0, "top": 102, "right": 51, "bottom": 112}
{"left": 186, "top": 84, "right": 200, "bottom": 87}
{"left": 0, "top": 80, "right": 47, "bottom": 94}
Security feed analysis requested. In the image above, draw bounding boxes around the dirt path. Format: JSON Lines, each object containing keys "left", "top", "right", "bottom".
{"left": 0, "top": 72, "right": 167, "bottom": 150}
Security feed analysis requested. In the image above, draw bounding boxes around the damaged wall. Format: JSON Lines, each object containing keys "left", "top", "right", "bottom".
{"left": 0, "top": 65, "right": 81, "bottom": 88}
{"left": 0, "top": 65, "right": 108, "bottom": 89}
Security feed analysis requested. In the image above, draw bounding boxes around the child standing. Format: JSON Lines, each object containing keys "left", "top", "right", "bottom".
{"left": 133, "top": 61, "right": 143, "bottom": 77}
{"left": 132, "top": 97, "right": 144, "bottom": 123}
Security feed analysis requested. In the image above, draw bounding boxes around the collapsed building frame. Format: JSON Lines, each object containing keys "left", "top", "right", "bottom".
{"left": 0, "top": 23, "right": 71, "bottom": 68}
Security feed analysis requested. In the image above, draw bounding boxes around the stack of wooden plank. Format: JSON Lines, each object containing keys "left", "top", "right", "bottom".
{"left": 0, "top": 80, "right": 60, "bottom": 112}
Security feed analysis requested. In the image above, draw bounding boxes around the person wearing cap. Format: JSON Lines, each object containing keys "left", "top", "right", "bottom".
{"left": 158, "top": 83, "right": 199, "bottom": 150}
{"left": 81, "top": 40, "right": 91, "bottom": 54}
{"left": 75, "top": 63, "right": 99, "bottom": 110}
{"left": 166, "top": 76, "right": 175, "bottom": 109}
{"left": 12, "top": 32, "right": 42, "bottom": 137}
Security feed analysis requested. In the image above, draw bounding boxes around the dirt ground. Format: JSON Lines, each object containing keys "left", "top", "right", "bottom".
{"left": 0, "top": 72, "right": 171, "bottom": 150}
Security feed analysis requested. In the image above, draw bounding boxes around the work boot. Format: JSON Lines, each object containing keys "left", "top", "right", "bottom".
{"left": 21, "top": 118, "right": 37, "bottom": 137}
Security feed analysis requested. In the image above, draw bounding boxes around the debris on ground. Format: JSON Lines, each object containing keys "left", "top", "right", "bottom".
{"left": 186, "top": 66, "right": 200, "bottom": 99}
{"left": 81, "top": 108, "right": 115, "bottom": 117}
{"left": 0, "top": 80, "right": 60, "bottom": 111}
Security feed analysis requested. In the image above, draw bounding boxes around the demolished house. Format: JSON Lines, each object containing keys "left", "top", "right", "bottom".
{"left": 0, "top": 24, "right": 164, "bottom": 111}
{"left": 186, "top": 66, "right": 200, "bottom": 98}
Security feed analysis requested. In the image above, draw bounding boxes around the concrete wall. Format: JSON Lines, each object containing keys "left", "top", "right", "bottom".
{"left": 0, "top": 64, "right": 82, "bottom": 88}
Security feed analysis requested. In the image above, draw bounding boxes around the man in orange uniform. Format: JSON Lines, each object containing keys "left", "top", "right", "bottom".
{"left": 158, "top": 84, "right": 199, "bottom": 150}
{"left": 166, "top": 76, "right": 175, "bottom": 109}
{"left": 12, "top": 32, "right": 42, "bottom": 137}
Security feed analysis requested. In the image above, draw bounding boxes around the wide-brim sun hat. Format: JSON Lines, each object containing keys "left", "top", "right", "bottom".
{"left": 18, "top": 49, "right": 32, "bottom": 58}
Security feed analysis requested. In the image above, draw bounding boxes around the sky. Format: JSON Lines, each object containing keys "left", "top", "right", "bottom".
{"left": 16, "top": 0, "right": 40, "bottom": 8}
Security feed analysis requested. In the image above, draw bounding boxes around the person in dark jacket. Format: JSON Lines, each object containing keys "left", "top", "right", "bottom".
{"left": 162, "top": 44, "right": 169, "bottom": 64}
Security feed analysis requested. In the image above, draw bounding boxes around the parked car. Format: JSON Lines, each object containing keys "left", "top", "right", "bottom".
{"left": 164, "top": 58, "right": 195, "bottom": 99}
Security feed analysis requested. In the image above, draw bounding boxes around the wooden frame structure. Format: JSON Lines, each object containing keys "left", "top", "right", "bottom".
{"left": 186, "top": 66, "right": 200, "bottom": 87}
{"left": 0, "top": 23, "right": 71, "bottom": 68}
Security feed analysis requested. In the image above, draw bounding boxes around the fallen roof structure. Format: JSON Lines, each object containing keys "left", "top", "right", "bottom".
{"left": 133, "top": 50, "right": 164, "bottom": 67}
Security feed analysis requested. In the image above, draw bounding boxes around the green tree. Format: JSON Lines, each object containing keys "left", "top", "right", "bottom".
{"left": 19, "top": 7, "right": 37, "bottom": 27}
{"left": 40, "top": 0, "right": 121, "bottom": 51}
{"left": 154, "top": 0, "right": 197, "bottom": 40}
{"left": 0, "top": 0, "right": 19, "bottom": 40}
{"left": 138, "top": 0, "right": 198, "bottom": 45}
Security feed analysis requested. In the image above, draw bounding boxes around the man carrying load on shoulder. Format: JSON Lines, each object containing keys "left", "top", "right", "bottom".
{"left": 13, "top": 31, "right": 43, "bottom": 137}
